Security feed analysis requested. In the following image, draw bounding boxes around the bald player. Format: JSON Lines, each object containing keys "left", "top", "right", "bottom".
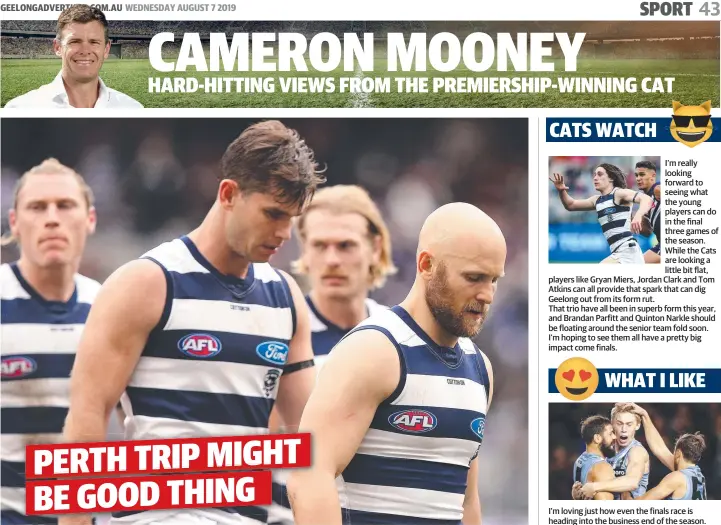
{"left": 287, "top": 203, "right": 505, "bottom": 525}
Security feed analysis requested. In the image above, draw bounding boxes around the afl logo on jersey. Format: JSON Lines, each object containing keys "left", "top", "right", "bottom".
{"left": 470, "top": 416, "right": 486, "bottom": 440}
{"left": 256, "top": 341, "right": 289, "bottom": 366}
{"left": 389, "top": 409, "right": 437, "bottom": 433}
{"left": 178, "top": 334, "right": 222, "bottom": 358}
{"left": 1, "top": 356, "right": 37, "bottom": 379}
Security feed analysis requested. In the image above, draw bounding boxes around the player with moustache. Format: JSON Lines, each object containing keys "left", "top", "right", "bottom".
{"left": 571, "top": 415, "right": 617, "bottom": 500}
{"left": 287, "top": 203, "right": 505, "bottom": 525}
{"left": 59, "top": 121, "right": 325, "bottom": 525}
{"left": 267, "top": 185, "right": 396, "bottom": 525}
{"left": 1, "top": 159, "right": 100, "bottom": 525}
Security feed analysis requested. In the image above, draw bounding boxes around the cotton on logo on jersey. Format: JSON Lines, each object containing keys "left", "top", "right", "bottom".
{"left": 178, "top": 334, "right": 222, "bottom": 358}
{"left": 256, "top": 341, "right": 289, "bottom": 366}
{"left": 389, "top": 410, "right": 437, "bottom": 433}
{"left": 1, "top": 356, "right": 37, "bottom": 379}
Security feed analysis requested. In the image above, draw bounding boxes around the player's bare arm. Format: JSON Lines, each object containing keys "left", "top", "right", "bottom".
{"left": 463, "top": 457, "right": 482, "bottom": 525}
{"left": 273, "top": 269, "right": 316, "bottom": 432}
{"left": 59, "top": 259, "right": 166, "bottom": 525}
{"left": 588, "top": 462, "right": 616, "bottom": 500}
{"left": 637, "top": 471, "right": 684, "bottom": 500}
{"left": 286, "top": 329, "right": 400, "bottom": 525}
{"left": 463, "top": 352, "right": 493, "bottom": 525}
{"left": 581, "top": 445, "right": 649, "bottom": 498}
{"left": 626, "top": 403, "right": 674, "bottom": 471}
{"left": 616, "top": 188, "right": 654, "bottom": 234}
{"left": 549, "top": 173, "right": 598, "bottom": 211}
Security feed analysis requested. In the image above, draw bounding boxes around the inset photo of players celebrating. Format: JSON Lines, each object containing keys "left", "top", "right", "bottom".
{"left": 549, "top": 402, "right": 718, "bottom": 501}
{"left": 548, "top": 156, "right": 661, "bottom": 264}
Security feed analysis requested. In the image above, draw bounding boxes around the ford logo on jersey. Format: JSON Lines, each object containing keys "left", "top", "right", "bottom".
{"left": 470, "top": 416, "right": 486, "bottom": 440}
{"left": 178, "top": 334, "right": 222, "bottom": 358}
{"left": 388, "top": 409, "right": 437, "bottom": 433}
{"left": 256, "top": 341, "right": 289, "bottom": 366}
{"left": 602, "top": 207, "right": 616, "bottom": 216}
{"left": 1, "top": 356, "right": 37, "bottom": 379}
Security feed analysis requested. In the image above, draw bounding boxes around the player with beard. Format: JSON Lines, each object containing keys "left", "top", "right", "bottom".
{"left": 633, "top": 161, "right": 662, "bottom": 263}
{"left": 576, "top": 404, "right": 650, "bottom": 500}
{"left": 572, "top": 416, "right": 616, "bottom": 500}
{"left": 287, "top": 203, "right": 505, "bottom": 525}
{"left": 267, "top": 185, "right": 395, "bottom": 525}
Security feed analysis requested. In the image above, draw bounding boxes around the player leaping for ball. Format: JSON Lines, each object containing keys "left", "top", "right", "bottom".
{"left": 550, "top": 164, "right": 653, "bottom": 264}
{"left": 625, "top": 403, "right": 708, "bottom": 500}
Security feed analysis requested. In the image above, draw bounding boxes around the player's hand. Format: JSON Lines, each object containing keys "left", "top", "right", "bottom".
{"left": 626, "top": 402, "right": 648, "bottom": 418}
{"left": 571, "top": 481, "right": 584, "bottom": 500}
{"left": 630, "top": 213, "right": 643, "bottom": 234}
{"left": 580, "top": 482, "right": 597, "bottom": 500}
{"left": 549, "top": 173, "right": 569, "bottom": 191}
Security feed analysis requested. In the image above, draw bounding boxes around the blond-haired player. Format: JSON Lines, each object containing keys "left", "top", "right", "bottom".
{"left": 1, "top": 159, "right": 100, "bottom": 525}
{"left": 576, "top": 403, "right": 650, "bottom": 500}
{"left": 268, "top": 185, "right": 396, "bottom": 525}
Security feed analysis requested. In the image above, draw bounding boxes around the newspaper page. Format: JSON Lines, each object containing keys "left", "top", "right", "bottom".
{"left": 0, "top": 2, "right": 718, "bottom": 525}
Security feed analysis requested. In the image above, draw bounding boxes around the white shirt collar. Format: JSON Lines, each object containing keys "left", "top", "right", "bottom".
{"left": 49, "top": 71, "right": 111, "bottom": 108}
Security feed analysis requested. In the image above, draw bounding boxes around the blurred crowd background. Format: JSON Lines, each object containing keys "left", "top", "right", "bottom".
{"left": 2, "top": 20, "right": 718, "bottom": 60}
{"left": 549, "top": 402, "right": 721, "bottom": 500}
{"left": 548, "top": 155, "right": 661, "bottom": 263}
{"left": 1, "top": 117, "right": 528, "bottom": 524}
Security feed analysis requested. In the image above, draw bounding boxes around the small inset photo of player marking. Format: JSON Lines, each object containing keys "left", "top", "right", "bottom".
{"left": 548, "top": 156, "right": 662, "bottom": 265}
{"left": 549, "top": 402, "right": 717, "bottom": 501}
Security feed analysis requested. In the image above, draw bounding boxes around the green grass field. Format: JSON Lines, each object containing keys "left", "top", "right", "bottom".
{"left": 2, "top": 58, "right": 718, "bottom": 108}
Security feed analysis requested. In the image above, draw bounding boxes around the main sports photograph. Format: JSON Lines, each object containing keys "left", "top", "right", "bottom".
{"left": 1, "top": 117, "right": 528, "bottom": 525}
{"left": 1, "top": 17, "right": 719, "bottom": 108}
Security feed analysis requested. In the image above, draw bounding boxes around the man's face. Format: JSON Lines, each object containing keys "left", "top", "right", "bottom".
{"left": 634, "top": 167, "right": 656, "bottom": 191}
{"left": 54, "top": 21, "right": 109, "bottom": 83}
{"left": 599, "top": 424, "right": 617, "bottom": 457}
{"left": 425, "top": 253, "right": 504, "bottom": 339}
{"left": 225, "top": 190, "right": 302, "bottom": 263}
{"left": 300, "top": 209, "right": 378, "bottom": 301}
{"left": 612, "top": 412, "right": 639, "bottom": 448}
{"left": 9, "top": 173, "right": 96, "bottom": 269}
{"left": 593, "top": 167, "right": 612, "bottom": 192}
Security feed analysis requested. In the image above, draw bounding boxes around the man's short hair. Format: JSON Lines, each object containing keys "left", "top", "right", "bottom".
{"left": 57, "top": 4, "right": 109, "bottom": 43}
{"left": 221, "top": 120, "right": 325, "bottom": 210}
{"left": 580, "top": 415, "right": 611, "bottom": 445}
{"left": 1, "top": 158, "right": 94, "bottom": 247}
{"left": 675, "top": 432, "right": 706, "bottom": 464}
{"left": 635, "top": 160, "right": 657, "bottom": 172}
{"left": 292, "top": 184, "right": 398, "bottom": 289}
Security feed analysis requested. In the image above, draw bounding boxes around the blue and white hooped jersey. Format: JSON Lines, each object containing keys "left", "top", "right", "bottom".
{"left": 573, "top": 451, "right": 606, "bottom": 485}
{"left": 607, "top": 439, "right": 649, "bottom": 499}
{"left": 114, "top": 236, "right": 295, "bottom": 524}
{"left": 668, "top": 465, "right": 706, "bottom": 500}
{"left": 645, "top": 182, "right": 662, "bottom": 244}
{"left": 308, "top": 295, "right": 387, "bottom": 371}
{"left": 1, "top": 262, "right": 100, "bottom": 525}
{"left": 268, "top": 295, "right": 388, "bottom": 525}
{"left": 337, "top": 305, "right": 490, "bottom": 525}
